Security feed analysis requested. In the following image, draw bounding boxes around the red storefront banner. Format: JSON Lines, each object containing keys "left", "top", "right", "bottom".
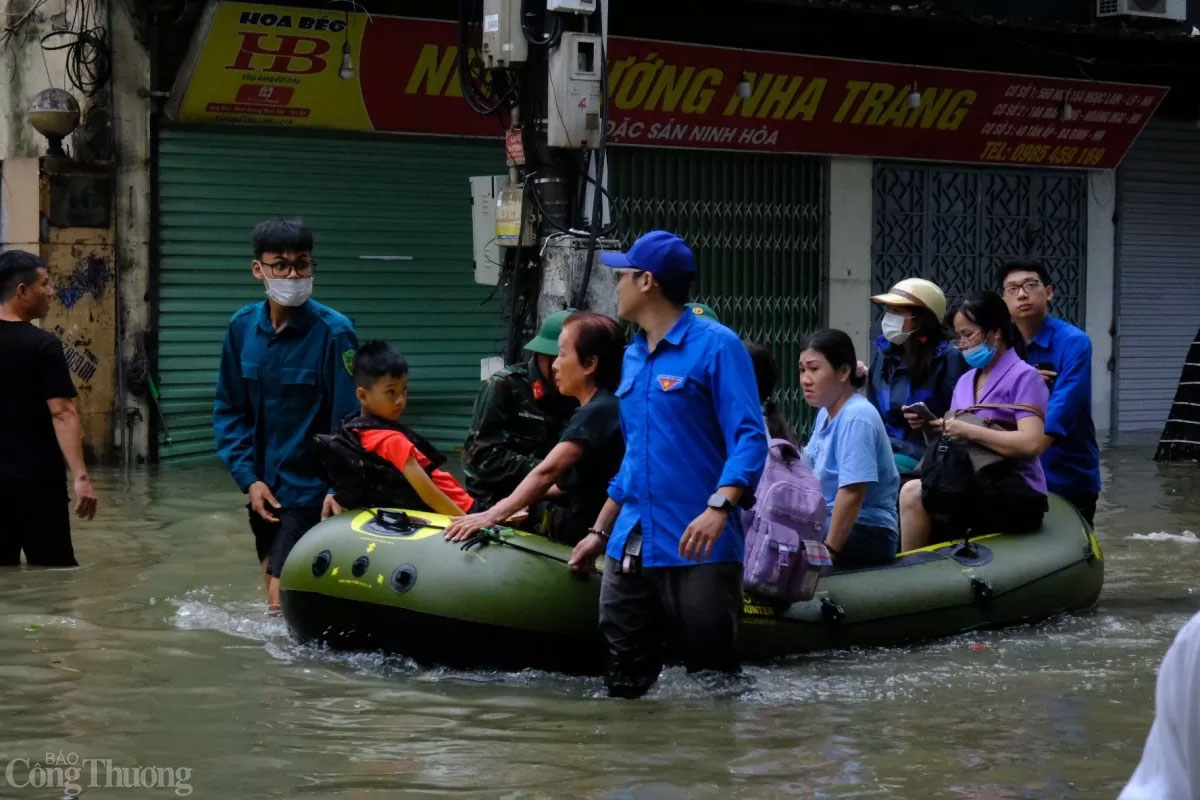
{"left": 173, "top": 4, "right": 1167, "bottom": 169}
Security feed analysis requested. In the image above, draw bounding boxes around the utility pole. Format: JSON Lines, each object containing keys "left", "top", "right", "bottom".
{"left": 463, "top": 0, "right": 615, "bottom": 363}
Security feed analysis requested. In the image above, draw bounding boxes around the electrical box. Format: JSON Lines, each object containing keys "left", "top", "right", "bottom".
{"left": 546, "top": 0, "right": 597, "bottom": 13}
{"left": 481, "top": 0, "right": 528, "bottom": 67}
{"left": 547, "top": 32, "right": 603, "bottom": 149}
{"left": 1095, "top": 0, "right": 1185, "bottom": 20}
{"left": 470, "top": 175, "right": 507, "bottom": 285}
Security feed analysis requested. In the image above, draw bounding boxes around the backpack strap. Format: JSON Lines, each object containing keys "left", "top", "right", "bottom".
{"left": 960, "top": 403, "right": 1045, "bottom": 422}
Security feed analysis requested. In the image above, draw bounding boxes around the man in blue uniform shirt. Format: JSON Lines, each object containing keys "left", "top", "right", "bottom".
{"left": 569, "top": 230, "right": 768, "bottom": 698}
{"left": 1000, "top": 261, "right": 1101, "bottom": 525}
{"left": 214, "top": 218, "right": 359, "bottom": 613}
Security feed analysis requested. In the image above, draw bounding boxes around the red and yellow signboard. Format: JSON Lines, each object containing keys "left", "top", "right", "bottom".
{"left": 171, "top": 2, "right": 1167, "bottom": 169}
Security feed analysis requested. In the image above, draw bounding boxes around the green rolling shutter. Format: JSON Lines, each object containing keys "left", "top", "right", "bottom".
{"left": 609, "top": 147, "right": 826, "bottom": 434}
{"left": 156, "top": 127, "right": 504, "bottom": 461}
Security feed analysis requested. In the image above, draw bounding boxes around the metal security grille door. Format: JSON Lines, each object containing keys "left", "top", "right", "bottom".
{"left": 609, "top": 148, "right": 826, "bottom": 432}
{"left": 873, "top": 163, "right": 1086, "bottom": 326}
{"left": 156, "top": 128, "right": 504, "bottom": 460}
{"left": 1116, "top": 121, "right": 1200, "bottom": 433}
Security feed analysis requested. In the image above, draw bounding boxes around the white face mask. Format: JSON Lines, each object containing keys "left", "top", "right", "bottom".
{"left": 881, "top": 311, "right": 911, "bottom": 345}
{"left": 264, "top": 276, "right": 313, "bottom": 307}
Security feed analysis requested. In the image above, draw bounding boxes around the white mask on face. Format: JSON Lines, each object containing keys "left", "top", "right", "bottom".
{"left": 881, "top": 311, "right": 911, "bottom": 345}
{"left": 264, "top": 276, "right": 313, "bottom": 307}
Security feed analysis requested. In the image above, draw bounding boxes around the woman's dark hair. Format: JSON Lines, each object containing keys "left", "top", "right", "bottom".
{"left": 252, "top": 217, "right": 314, "bottom": 259}
{"left": 898, "top": 305, "right": 950, "bottom": 385}
{"left": 801, "top": 328, "right": 865, "bottom": 389}
{"left": 564, "top": 311, "right": 625, "bottom": 391}
{"left": 744, "top": 341, "right": 796, "bottom": 443}
{"left": 353, "top": 340, "right": 409, "bottom": 388}
{"left": 948, "top": 291, "right": 1027, "bottom": 359}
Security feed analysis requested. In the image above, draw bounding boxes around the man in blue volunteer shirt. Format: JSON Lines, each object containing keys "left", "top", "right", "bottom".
{"left": 569, "top": 230, "right": 768, "bottom": 698}
{"left": 214, "top": 218, "right": 359, "bottom": 613}
{"left": 1000, "top": 261, "right": 1101, "bottom": 525}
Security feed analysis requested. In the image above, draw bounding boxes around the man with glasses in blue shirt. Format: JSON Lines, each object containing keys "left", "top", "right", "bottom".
{"left": 999, "top": 261, "right": 1101, "bottom": 525}
{"left": 214, "top": 218, "right": 359, "bottom": 613}
{"left": 568, "top": 230, "right": 767, "bottom": 698}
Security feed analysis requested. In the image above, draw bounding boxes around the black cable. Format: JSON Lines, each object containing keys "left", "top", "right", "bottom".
{"left": 41, "top": 25, "right": 111, "bottom": 97}
{"left": 573, "top": 5, "right": 609, "bottom": 308}
{"left": 520, "top": 0, "right": 564, "bottom": 47}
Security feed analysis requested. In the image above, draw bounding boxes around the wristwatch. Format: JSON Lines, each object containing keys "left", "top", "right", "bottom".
{"left": 706, "top": 493, "right": 735, "bottom": 514}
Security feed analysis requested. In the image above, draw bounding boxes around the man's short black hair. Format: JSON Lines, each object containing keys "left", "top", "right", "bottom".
{"left": 353, "top": 340, "right": 409, "bottom": 389}
{"left": 998, "top": 260, "right": 1051, "bottom": 289}
{"left": 252, "top": 218, "right": 314, "bottom": 259}
{"left": 0, "top": 250, "right": 46, "bottom": 302}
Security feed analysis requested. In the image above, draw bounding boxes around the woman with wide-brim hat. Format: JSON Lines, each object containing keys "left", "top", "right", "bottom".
{"left": 867, "top": 277, "right": 966, "bottom": 475}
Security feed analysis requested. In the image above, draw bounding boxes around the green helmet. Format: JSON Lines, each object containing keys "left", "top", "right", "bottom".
{"left": 524, "top": 309, "right": 576, "bottom": 356}
{"left": 688, "top": 302, "right": 720, "bottom": 324}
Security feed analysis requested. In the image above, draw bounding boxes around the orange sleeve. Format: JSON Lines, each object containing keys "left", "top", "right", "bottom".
{"left": 358, "top": 429, "right": 416, "bottom": 471}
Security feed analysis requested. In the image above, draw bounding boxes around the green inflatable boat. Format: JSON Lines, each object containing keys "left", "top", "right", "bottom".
{"left": 279, "top": 495, "right": 1103, "bottom": 673}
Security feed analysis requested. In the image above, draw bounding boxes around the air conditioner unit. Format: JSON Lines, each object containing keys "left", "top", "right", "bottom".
{"left": 1096, "top": 0, "right": 1186, "bottom": 21}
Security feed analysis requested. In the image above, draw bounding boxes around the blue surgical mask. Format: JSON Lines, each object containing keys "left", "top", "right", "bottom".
{"left": 962, "top": 341, "right": 996, "bottom": 369}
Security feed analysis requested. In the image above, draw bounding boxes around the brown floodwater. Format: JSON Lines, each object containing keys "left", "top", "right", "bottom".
{"left": 1, "top": 441, "right": 1198, "bottom": 799}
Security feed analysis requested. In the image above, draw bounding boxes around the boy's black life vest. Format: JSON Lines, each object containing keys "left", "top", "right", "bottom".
{"left": 312, "top": 413, "right": 449, "bottom": 511}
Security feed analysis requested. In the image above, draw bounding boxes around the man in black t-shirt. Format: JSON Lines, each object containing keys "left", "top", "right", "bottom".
{"left": 0, "top": 250, "right": 98, "bottom": 567}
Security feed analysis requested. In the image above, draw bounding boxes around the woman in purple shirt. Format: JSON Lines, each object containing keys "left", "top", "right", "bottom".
{"left": 899, "top": 292, "right": 1051, "bottom": 550}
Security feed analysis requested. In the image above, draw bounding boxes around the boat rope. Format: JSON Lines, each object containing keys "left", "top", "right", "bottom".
{"left": 459, "top": 526, "right": 572, "bottom": 566}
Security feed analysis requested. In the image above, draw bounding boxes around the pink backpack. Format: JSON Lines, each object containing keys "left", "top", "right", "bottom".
{"left": 741, "top": 439, "right": 831, "bottom": 603}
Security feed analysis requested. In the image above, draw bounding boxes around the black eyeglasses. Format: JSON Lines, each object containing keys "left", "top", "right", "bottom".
{"left": 1002, "top": 279, "right": 1043, "bottom": 298}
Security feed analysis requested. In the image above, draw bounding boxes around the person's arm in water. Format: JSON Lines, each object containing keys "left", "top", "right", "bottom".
{"left": 398, "top": 458, "right": 465, "bottom": 517}
{"left": 444, "top": 440, "right": 585, "bottom": 541}
{"left": 47, "top": 396, "right": 97, "bottom": 519}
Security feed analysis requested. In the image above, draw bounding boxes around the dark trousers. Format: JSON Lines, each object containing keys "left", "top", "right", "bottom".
{"left": 598, "top": 558, "right": 742, "bottom": 699}
{"left": 248, "top": 505, "right": 323, "bottom": 578}
{"left": 1059, "top": 491, "right": 1098, "bottom": 527}
{"left": 0, "top": 481, "right": 76, "bottom": 567}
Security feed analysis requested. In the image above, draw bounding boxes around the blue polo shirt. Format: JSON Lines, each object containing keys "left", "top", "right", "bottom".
{"left": 1024, "top": 315, "right": 1101, "bottom": 497}
{"left": 606, "top": 310, "right": 768, "bottom": 568}
{"left": 214, "top": 299, "right": 359, "bottom": 507}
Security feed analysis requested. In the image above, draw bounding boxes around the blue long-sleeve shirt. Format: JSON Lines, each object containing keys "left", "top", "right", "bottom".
{"left": 867, "top": 335, "right": 966, "bottom": 460}
{"left": 1024, "top": 315, "right": 1101, "bottom": 497}
{"left": 214, "top": 299, "right": 359, "bottom": 507}
{"left": 606, "top": 311, "right": 768, "bottom": 567}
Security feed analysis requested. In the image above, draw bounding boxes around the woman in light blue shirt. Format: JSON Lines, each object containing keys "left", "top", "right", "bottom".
{"left": 801, "top": 329, "right": 900, "bottom": 567}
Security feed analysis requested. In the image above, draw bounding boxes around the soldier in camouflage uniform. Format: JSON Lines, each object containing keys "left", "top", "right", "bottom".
{"left": 463, "top": 310, "right": 577, "bottom": 510}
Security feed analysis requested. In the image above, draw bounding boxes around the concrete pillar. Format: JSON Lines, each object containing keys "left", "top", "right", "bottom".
{"left": 109, "top": 0, "right": 153, "bottom": 463}
{"left": 1085, "top": 169, "right": 1117, "bottom": 440}
{"left": 825, "top": 157, "right": 874, "bottom": 361}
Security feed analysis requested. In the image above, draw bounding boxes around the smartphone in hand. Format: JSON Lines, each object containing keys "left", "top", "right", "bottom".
{"left": 902, "top": 402, "right": 938, "bottom": 422}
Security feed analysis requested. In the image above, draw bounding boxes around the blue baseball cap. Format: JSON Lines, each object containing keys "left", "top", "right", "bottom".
{"left": 600, "top": 230, "right": 696, "bottom": 283}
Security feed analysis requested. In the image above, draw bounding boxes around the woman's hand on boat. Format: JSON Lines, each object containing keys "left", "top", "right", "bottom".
{"left": 568, "top": 533, "right": 606, "bottom": 574}
{"left": 679, "top": 509, "right": 726, "bottom": 562}
{"left": 443, "top": 511, "right": 501, "bottom": 542}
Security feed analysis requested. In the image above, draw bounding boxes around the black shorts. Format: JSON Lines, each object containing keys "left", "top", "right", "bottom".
{"left": 0, "top": 481, "right": 77, "bottom": 567}
{"left": 247, "top": 504, "right": 322, "bottom": 578}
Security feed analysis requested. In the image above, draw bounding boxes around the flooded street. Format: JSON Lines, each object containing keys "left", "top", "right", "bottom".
{"left": 1, "top": 442, "right": 1197, "bottom": 799}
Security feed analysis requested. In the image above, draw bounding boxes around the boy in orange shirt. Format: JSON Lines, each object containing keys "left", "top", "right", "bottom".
{"left": 321, "top": 340, "right": 473, "bottom": 516}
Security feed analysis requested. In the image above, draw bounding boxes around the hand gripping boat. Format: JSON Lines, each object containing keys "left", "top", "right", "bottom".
{"left": 279, "top": 495, "right": 1103, "bottom": 673}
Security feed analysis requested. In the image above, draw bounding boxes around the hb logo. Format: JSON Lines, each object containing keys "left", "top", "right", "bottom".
{"left": 227, "top": 33, "right": 331, "bottom": 75}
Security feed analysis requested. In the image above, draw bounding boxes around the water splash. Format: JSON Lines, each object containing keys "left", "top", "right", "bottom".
{"left": 1127, "top": 530, "right": 1199, "bottom": 543}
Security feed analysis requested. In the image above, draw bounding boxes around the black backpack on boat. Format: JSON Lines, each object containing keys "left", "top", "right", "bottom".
{"left": 312, "top": 413, "right": 448, "bottom": 511}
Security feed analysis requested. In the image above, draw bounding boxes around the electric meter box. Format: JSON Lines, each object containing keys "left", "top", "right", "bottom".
{"left": 547, "top": 32, "right": 603, "bottom": 149}
{"left": 481, "top": 0, "right": 528, "bottom": 67}
{"left": 546, "top": 0, "right": 597, "bottom": 13}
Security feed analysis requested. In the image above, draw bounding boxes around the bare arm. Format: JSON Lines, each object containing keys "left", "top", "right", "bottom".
{"left": 826, "top": 483, "right": 867, "bottom": 553}
{"left": 47, "top": 397, "right": 97, "bottom": 519}
{"left": 399, "top": 458, "right": 465, "bottom": 517}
